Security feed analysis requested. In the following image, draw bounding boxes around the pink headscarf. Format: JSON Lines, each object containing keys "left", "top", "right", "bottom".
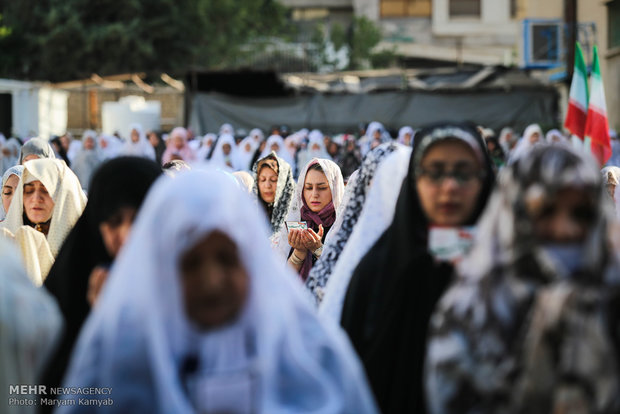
{"left": 162, "top": 127, "right": 196, "bottom": 164}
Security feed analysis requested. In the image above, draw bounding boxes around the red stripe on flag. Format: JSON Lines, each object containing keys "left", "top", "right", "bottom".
{"left": 564, "top": 102, "right": 587, "bottom": 139}
{"left": 586, "top": 109, "right": 611, "bottom": 165}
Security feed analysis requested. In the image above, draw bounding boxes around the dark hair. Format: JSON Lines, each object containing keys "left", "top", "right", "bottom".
{"left": 307, "top": 162, "right": 324, "bottom": 173}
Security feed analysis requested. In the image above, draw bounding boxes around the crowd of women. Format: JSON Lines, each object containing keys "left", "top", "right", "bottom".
{"left": 2, "top": 118, "right": 620, "bottom": 414}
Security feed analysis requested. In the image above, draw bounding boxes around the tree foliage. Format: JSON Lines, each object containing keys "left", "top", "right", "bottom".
{"left": 0, "top": 0, "right": 289, "bottom": 81}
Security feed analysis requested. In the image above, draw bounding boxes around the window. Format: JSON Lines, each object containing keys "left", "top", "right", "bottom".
{"left": 449, "top": 0, "right": 481, "bottom": 18}
{"left": 380, "top": 0, "right": 431, "bottom": 18}
{"left": 608, "top": 0, "right": 620, "bottom": 49}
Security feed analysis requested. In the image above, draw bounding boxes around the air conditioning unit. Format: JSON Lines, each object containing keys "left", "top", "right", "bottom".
{"left": 523, "top": 19, "right": 565, "bottom": 69}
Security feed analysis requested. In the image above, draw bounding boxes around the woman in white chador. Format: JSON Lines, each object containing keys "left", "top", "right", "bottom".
{"left": 0, "top": 238, "right": 62, "bottom": 414}
{"left": 59, "top": 169, "right": 377, "bottom": 414}
{"left": 1, "top": 158, "right": 86, "bottom": 285}
{"left": 120, "top": 123, "right": 156, "bottom": 161}
{"left": 209, "top": 133, "right": 239, "bottom": 171}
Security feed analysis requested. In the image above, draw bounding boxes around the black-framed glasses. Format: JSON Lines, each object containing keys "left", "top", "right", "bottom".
{"left": 418, "top": 169, "right": 485, "bottom": 185}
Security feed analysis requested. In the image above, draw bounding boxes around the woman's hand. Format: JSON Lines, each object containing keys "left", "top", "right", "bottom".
{"left": 87, "top": 265, "right": 109, "bottom": 307}
{"left": 303, "top": 224, "right": 324, "bottom": 252}
{"left": 288, "top": 228, "right": 307, "bottom": 251}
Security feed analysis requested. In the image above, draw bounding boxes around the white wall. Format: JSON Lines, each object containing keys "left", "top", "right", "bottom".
{"left": 432, "top": 0, "right": 517, "bottom": 37}
{"left": 38, "top": 88, "right": 68, "bottom": 139}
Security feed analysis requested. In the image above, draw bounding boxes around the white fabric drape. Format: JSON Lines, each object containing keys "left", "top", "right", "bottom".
{"left": 1, "top": 159, "right": 86, "bottom": 284}
{"left": 272, "top": 158, "right": 345, "bottom": 260}
{"left": 0, "top": 237, "right": 62, "bottom": 414}
{"left": 59, "top": 168, "right": 377, "bottom": 413}
{"left": 319, "top": 146, "right": 412, "bottom": 322}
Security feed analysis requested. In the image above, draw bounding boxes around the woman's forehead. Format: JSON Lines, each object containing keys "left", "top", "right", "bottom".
{"left": 421, "top": 140, "right": 480, "bottom": 163}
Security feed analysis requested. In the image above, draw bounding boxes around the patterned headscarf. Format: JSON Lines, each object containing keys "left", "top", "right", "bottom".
{"left": 252, "top": 152, "right": 295, "bottom": 236}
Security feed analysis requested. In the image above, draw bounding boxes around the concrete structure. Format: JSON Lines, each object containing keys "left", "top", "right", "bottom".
{"left": 280, "top": 0, "right": 619, "bottom": 130}
{"left": 53, "top": 74, "right": 184, "bottom": 137}
{"left": 0, "top": 79, "right": 68, "bottom": 139}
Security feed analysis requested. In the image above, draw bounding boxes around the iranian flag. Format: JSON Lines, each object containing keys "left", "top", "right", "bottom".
{"left": 584, "top": 45, "right": 611, "bottom": 166}
{"left": 564, "top": 42, "right": 588, "bottom": 139}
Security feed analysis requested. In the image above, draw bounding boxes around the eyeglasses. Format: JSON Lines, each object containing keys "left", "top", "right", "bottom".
{"left": 418, "top": 168, "right": 484, "bottom": 185}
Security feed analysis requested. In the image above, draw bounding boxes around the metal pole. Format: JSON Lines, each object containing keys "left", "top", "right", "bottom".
{"left": 564, "top": 0, "right": 577, "bottom": 85}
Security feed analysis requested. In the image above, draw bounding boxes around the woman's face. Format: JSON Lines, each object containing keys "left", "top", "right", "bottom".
{"left": 258, "top": 167, "right": 277, "bottom": 204}
{"left": 222, "top": 143, "right": 232, "bottom": 155}
{"left": 403, "top": 133, "right": 412, "bottom": 145}
{"left": 60, "top": 135, "right": 70, "bottom": 151}
{"left": 526, "top": 187, "right": 594, "bottom": 244}
{"left": 23, "top": 180, "right": 55, "bottom": 224}
{"left": 2, "top": 174, "right": 19, "bottom": 214}
{"left": 148, "top": 132, "right": 159, "bottom": 147}
{"left": 180, "top": 231, "right": 249, "bottom": 330}
{"left": 416, "top": 140, "right": 483, "bottom": 226}
{"left": 131, "top": 129, "right": 140, "bottom": 143}
{"left": 529, "top": 132, "right": 540, "bottom": 144}
{"left": 172, "top": 135, "right": 184, "bottom": 150}
{"left": 99, "top": 207, "right": 137, "bottom": 258}
{"left": 303, "top": 168, "right": 332, "bottom": 213}
{"left": 22, "top": 154, "right": 39, "bottom": 163}
{"left": 311, "top": 143, "right": 321, "bottom": 151}
{"left": 84, "top": 137, "right": 95, "bottom": 150}
{"left": 270, "top": 143, "right": 280, "bottom": 152}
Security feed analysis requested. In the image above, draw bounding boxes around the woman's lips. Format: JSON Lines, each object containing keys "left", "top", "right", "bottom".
{"left": 438, "top": 202, "right": 459, "bottom": 213}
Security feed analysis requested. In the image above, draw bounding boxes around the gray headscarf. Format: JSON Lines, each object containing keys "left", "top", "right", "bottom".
{"left": 19, "top": 138, "right": 56, "bottom": 164}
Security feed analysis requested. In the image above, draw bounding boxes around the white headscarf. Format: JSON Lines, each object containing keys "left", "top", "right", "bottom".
{"left": 120, "top": 123, "right": 156, "bottom": 160}
{"left": 0, "top": 237, "right": 62, "bottom": 413}
{"left": 236, "top": 136, "right": 259, "bottom": 172}
{"left": 19, "top": 137, "right": 56, "bottom": 164}
{"left": 196, "top": 133, "right": 217, "bottom": 161}
{"left": 361, "top": 121, "right": 390, "bottom": 156}
{"left": 398, "top": 126, "right": 415, "bottom": 146}
{"left": 249, "top": 128, "right": 264, "bottom": 143}
{"left": 209, "top": 133, "right": 239, "bottom": 171}
{"left": 297, "top": 130, "right": 332, "bottom": 170}
{"left": 545, "top": 128, "right": 569, "bottom": 145}
{"left": 97, "top": 134, "right": 122, "bottom": 160}
{"left": 60, "top": 169, "right": 378, "bottom": 414}
{"left": 508, "top": 123, "right": 544, "bottom": 165}
{"left": 1, "top": 165, "right": 23, "bottom": 220}
{"left": 67, "top": 139, "right": 83, "bottom": 164}
{"left": 319, "top": 146, "right": 412, "bottom": 322}
{"left": 1, "top": 159, "right": 87, "bottom": 284}
{"left": 272, "top": 158, "right": 345, "bottom": 260}
{"left": 602, "top": 166, "right": 620, "bottom": 220}
{"left": 71, "top": 130, "right": 104, "bottom": 192}
{"left": 232, "top": 170, "right": 254, "bottom": 193}
{"left": 1, "top": 137, "right": 21, "bottom": 174}
{"left": 219, "top": 123, "right": 234, "bottom": 136}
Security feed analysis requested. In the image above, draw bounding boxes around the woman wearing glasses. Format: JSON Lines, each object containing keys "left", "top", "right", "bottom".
{"left": 426, "top": 145, "right": 620, "bottom": 414}
{"left": 340, "top": 123, "right": 495, "bottom": 414}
